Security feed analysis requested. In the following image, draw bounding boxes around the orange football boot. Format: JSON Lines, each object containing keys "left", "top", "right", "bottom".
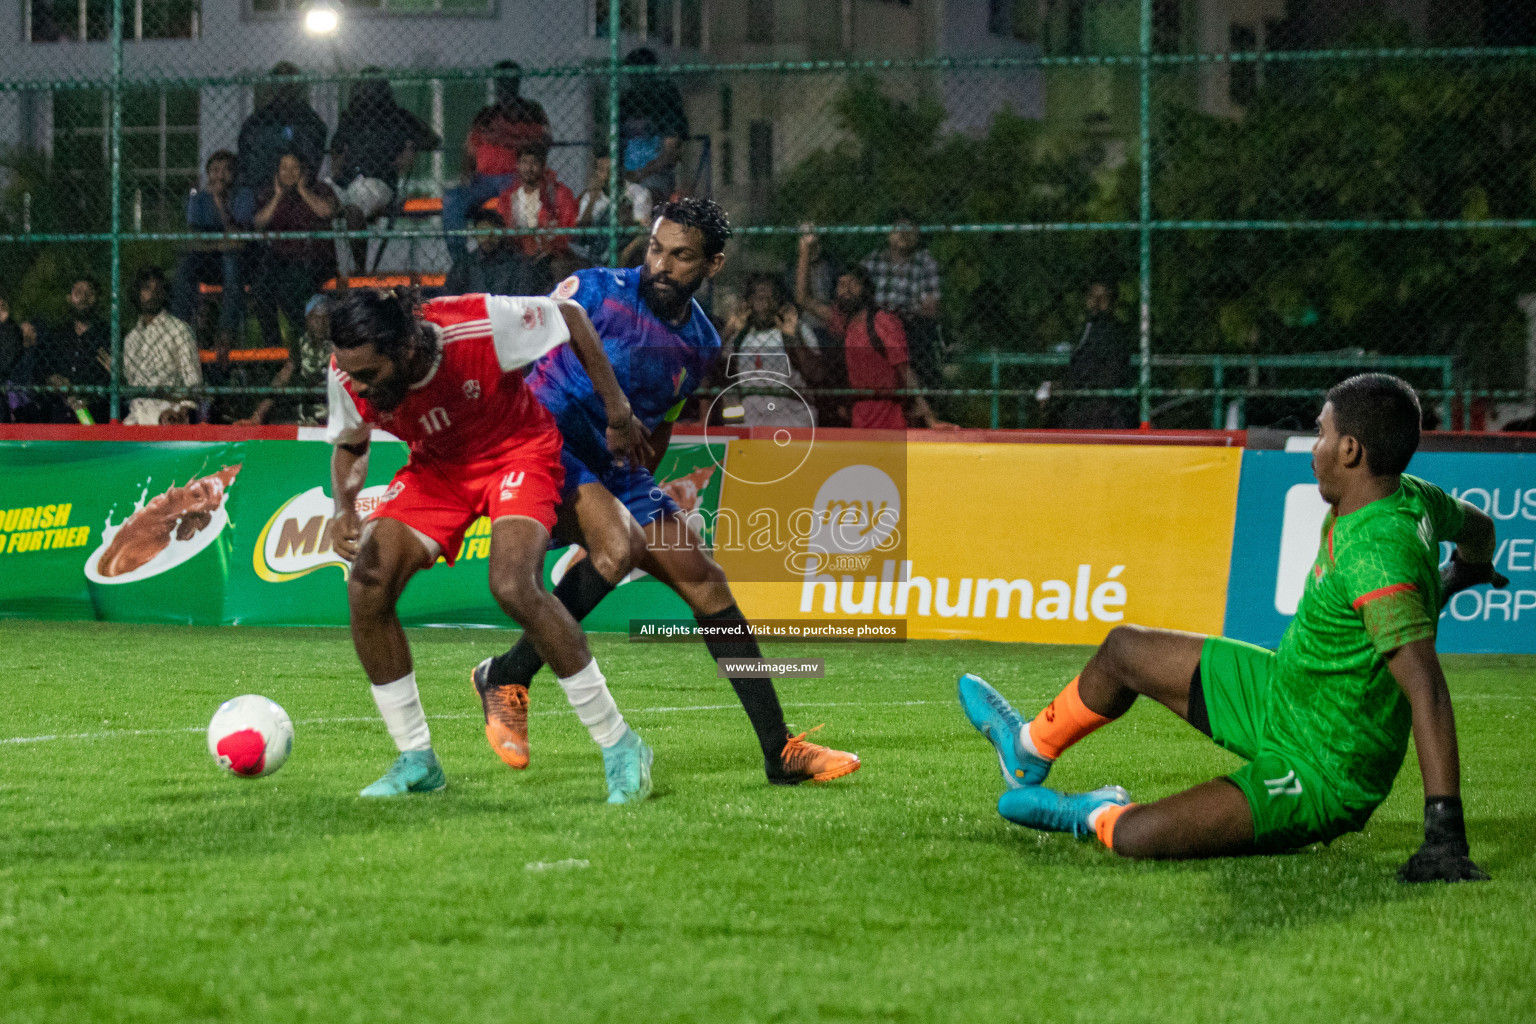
{"left": 472, "top": 658, "right": 530, "bottom": 769}
{"left": 771, "top": 724, "right": 860, "bottom": 784}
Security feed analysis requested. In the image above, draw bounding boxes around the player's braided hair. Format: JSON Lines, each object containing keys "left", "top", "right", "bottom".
{"left": 328, "top": 287, "right": 434, "bottom": 363}
{"left": 654, "top": 197, "right": 732, "bottom": 257}
{"left": 1326, "top": 372, "right": 1422, "bottom": 476}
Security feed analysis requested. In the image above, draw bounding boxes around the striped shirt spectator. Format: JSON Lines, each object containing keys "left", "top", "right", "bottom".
{"left": 862, "top": 246, "right": 941, "bottom": 317}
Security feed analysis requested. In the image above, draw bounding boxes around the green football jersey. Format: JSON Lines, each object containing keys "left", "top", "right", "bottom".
{"left": 1267, "top": 474, "right": 1466, "bottom": 811}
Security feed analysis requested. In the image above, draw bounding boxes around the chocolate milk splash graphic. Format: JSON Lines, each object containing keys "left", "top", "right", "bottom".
{"left": 97, "top": 465, "right": 242, "bottom": 578}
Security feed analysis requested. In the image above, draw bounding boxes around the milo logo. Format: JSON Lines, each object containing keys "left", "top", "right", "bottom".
{"left": 254, "top": 484, "right": 392, "bottom": 582}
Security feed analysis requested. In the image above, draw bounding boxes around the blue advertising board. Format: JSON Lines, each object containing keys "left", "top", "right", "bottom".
{"left": 1225, "top": 448, "right": 1536, "bottom": 654}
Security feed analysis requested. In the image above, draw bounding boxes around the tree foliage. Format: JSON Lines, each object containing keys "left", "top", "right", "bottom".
{"left": 767, "top": 54, "right": 1536, "bottom": 390}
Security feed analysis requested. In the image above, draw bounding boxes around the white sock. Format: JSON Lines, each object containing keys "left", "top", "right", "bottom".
{"left": 1017, "top": 721, "right": 1052, "bottom": 761}
{"left": 557, "top": 659, "right": 628, "bottom": 748}
{"left": 371, "top": 672, "right": 432, "bottom": 752}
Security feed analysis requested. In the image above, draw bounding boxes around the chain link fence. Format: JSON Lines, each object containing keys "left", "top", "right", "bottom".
{"left": 2, "top": 0, "right": 1534, "bottom": 430}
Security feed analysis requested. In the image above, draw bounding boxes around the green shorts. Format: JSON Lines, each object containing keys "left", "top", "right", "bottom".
{"left": 1197, "top": 636, "right": 1375, "bottom": 852}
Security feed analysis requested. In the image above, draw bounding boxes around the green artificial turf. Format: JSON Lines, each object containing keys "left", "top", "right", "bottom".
{"left": 1, "top": 620, "right": 1532, "bottom": 1023}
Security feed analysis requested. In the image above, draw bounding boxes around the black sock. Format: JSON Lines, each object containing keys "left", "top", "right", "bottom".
{"left": 487, "top": 558, "right": 617, "bottom": 691}
{"left": 697, "top": 603, "right": 789, "bottom": 764}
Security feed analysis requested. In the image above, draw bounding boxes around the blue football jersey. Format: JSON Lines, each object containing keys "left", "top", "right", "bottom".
{"left": 527, "top": 267, "right": 720, "bottom": 471}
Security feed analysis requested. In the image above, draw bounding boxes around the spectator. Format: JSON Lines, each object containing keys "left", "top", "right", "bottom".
{"left": 719, "top": 273, "right": 820, "bottom": 428}
{"left": 236, "top": 294, "right": 329, "bottom": 427}
{"left": 236, "top": 62, "right": 328, "bottom": 205}
{"left": 122, "top": 266, "right": 201, "bottom": 426}
{"left": 251, "top": 153, "right": 338, "bottom": 361}
{"left": 574, "top": 148, "right": 653, "bottom": 267}
{"left": 619, "top": 48, "right": 689, "bottom": 200}
{"left": 1056, "top": 278, "right": 1136, "bottom": 429}
{"left": 328, "top": 72, "right": 441, "bottom": 272}
{"left": 862, "top": 213, "right": 942, "bottom": 385}
{"left": 444, "top": 208, "right": 543, "bottom": 297}
{"left": 171, "top": 150, "right": 254, "bottom": 352}
{"left": 496, "top": 143, "right": 578, "bottom": 295}
{"left": 0, "top": 293, "right": 26, "bottom": 423}
{"left": 22, "top": 276, "right": 111, "bottom": 424}
{"left": 442, "top": 60, "right": 551, "bottom": 263}
{"left": 797, "top": 231, "right": 950, "bottom": 430}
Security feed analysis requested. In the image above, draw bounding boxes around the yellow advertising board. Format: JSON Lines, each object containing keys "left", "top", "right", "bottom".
{"left": 718, "top": 440, "right": 1241, "bottom": 644}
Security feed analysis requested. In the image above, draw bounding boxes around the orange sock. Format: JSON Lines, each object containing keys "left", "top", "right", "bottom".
{"left": 1027, "top": 675, "right": 1115, "bottom": 760}
{"left": 1092, "top": 802, "right": 1135, "bottom": 849}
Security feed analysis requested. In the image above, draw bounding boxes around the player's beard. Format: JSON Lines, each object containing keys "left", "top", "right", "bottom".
{"left": 366, "top": 355, "right": 418, "bottom": 413}
{"left": 639, "top": 265, "right": 699, "bottom": 322}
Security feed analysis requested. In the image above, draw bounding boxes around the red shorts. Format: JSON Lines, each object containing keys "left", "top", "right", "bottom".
{"left": 368, "top": 450, "right": 564, "bottom": 566}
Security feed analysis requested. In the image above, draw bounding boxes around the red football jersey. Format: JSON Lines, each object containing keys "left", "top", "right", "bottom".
{"left": 326, "top": 294, "right": 570, "bottom": 466}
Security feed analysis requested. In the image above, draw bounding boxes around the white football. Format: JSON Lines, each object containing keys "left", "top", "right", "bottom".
{"left": 207, "top": 695, "right": 293, "bottom": 778}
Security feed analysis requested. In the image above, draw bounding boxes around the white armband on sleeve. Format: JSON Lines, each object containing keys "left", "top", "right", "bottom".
{"left": 325, "top": 368, "right": 371, "bottom": 447}
{"left": 484, "top": 295, "right": 572, "bottom": 371}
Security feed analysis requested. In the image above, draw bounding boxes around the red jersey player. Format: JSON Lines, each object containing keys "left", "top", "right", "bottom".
{"left": 325, "top": 288, "right": 656, "bottom": 803}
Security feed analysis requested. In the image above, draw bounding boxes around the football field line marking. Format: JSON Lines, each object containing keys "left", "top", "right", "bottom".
{"left": 5, "top": 694, "right": 1526, "bottom": 748}
{"left": 0, "top": 699, "right": 938, "bottom": 747}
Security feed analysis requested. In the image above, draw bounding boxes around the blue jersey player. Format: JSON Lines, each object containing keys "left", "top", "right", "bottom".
{"left": 472, "top": 198, "right": 860, "bottom": 786}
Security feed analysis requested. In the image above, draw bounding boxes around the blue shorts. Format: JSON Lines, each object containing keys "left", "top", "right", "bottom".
{"left": 559, "top": 446, "right": 680, "bottom": 530}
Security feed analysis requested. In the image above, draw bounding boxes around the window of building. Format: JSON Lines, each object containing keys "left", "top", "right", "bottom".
{"left": 746, "top": 0, "right": 773, "bottom": 43}
{"left": 28, "top": 0, "right": 199, "bottom": 41}
{"left": 1152, "top": 0, "right": 1182, "bottom": 53}
{"left": 1063, "top": 0, "right": 1085, "bottom": 54}
{"left": 52, "top": 87, "right": 200, "bottom": 231}
{"left": 251, "top": 0, "right": 492, "bottom": 13}
{"left": 747, "top": 120, "right": 772, "bottom": 182}
{"left": 594, "top": 0, "right": 705, "bottom": 48}
{"left": 989, "top": 0, "right": 1039, "bottom": 43}
{"left": 1228, "top": 24, "right": 1258, "bottom": 106}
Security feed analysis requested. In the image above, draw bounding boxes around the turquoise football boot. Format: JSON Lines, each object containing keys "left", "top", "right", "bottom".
{"left": 360, "top": 748, "right": 447, "bottom": 798}
{"left": 996, "top": 784, "right": 1131, "bottom": 838}
{"left": 957, "top": 673, "right": 1053, "bottom": 788}
{"left": 602, "top": 727, "right": 654, "bottom": 805}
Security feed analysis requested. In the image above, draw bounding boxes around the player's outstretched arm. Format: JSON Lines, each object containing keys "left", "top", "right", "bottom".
{"left": 554, "top": 299, "right": 652, "bottom": 469}
{"left": 1386, "top": 638, "right": 1490, "bottom": 883}
{"left": 330, "top": 440, "right": 370, "bottom": 562}
{"left": 1440, "top": 503, "right": 1508, "bottom": 608}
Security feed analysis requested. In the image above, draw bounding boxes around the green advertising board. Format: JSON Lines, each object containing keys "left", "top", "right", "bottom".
{"left": 0, "top": 438, "right": 725, "bottom": 630}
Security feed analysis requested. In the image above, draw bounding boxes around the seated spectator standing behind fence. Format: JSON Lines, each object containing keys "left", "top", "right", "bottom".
{"left": 236, "top": 62, "right": 328, "bottom": 213}
{"left": 0, "top": 293, "right": 26, "bottom": 423}
{"left": 445, "top": 208, "right": 542, "bottom": 297}
{"left": 619, "top": 48, "right": 688, "bottom": 201}
{"left": 797, "top": 231, "right": 949, "bottom": 431}
{"left": 329, "top": 72, "right": 441, "bottom": 273}
{"left": 496, "top": 143, "right": 577, "bottom": 295}
{"left": 122, "top": 266, "right": 201, "bottom": 426}
{"left": 172, "top": 150, "right": 254, "bottom": 355}
{"left": 252, "top": 153, "right": 338, "bottom": 366}
{"left": 1057, "top": 277, "right": 1136, "bottom": 429}
{"left": 21, "top": 276, "right": 110, "bottom": 424}
{"left": 720, "top": 273, "right": 820, "bottom": 428}
{"left": 862, "top": 214, "right": 942, "bottom": 387}
{"left": 443, "top": 60, "right": 551, "bottom": 265}
{"left": 574, "top": 148, "right": 653, "bottom": 267}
